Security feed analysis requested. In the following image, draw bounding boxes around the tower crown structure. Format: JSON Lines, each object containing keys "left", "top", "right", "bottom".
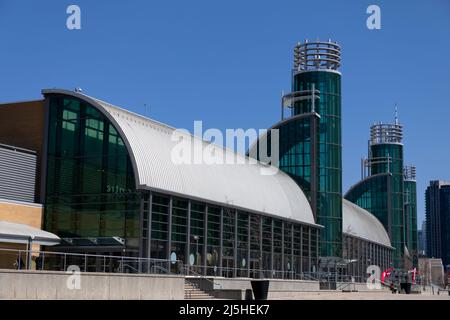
{"left": 370, "top": 122, "right": 403, "bottom": 145}
{"left": 404, "top": 165, "right": 417, "bottom": 182}
{"left": 294, "top": 40, "right": 341, "bottom": 72}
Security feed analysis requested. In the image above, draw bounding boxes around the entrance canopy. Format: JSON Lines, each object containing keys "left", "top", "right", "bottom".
{"left": 0, "top": 221, "right": 60, "bottom": 246}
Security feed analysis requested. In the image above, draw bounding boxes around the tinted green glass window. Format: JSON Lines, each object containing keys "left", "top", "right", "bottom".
{"left": 44, "top": 95, "right": 139, "bottom": 251}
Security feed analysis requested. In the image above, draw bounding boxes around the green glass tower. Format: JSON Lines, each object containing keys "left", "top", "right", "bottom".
{"left": 369, "top": 122, "right": 404, "bottom": 268}
{"left": 346, "top": 118, "right": 417, "bottom": 269}
{"left": 273, "top": 40, "right": 343, "bottom": 258}
{"left": 404, "top": 165, "right": 418, "bottom": 267}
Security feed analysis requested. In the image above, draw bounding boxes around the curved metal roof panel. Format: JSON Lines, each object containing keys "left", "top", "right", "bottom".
{"left": 42, "top": 89, "right": 317, "bottom": 226}
{"left": 342, "top": 199, "right": 392, "bottom": 248}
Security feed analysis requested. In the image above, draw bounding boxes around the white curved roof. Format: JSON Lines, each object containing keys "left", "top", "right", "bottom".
{"left": 42, "top": 90, "right": 316, "bottom": 226}
{"left": 0, "top": 221, "right": 60, "bottom": 246}
{"left": 342, "top": 199, "right": 391, "bottom": 248}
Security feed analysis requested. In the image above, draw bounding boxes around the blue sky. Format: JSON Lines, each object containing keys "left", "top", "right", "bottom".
{"left": 1, "top": 0, "right": 449, "bottom": 227}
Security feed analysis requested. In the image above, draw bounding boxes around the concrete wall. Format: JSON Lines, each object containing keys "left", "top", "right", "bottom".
{"left": 336, "top": 281, "right": 389, "bottom": 292}
{"left": 0, "top": 269, "right": 184, "bottom": 300}
{"left": 188, "top": 277, "right": 320, "bottom": 299}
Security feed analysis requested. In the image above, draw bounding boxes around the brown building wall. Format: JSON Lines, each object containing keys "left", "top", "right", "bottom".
{"left": 0, "top": 100, "right": 46, "bottom": 202}
{"left": 0, "top": 200, "right": 43, "bottom": 269}
{"left": 0, "top": 200, "right": 43, "bottom": 229}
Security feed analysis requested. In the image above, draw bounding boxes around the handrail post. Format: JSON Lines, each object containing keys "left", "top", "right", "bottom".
{"left": 42, "top": 251, "right": 45, "bottom": 271}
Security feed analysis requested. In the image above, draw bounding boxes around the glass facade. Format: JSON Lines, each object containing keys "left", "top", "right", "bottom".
{"left": 292, "top": 70, "right": 342, "bottom": 258}
{"left": 404, "top": 180, "right": 417, "bottom": 266}
{"left": 342, "top": 234, "right": 392, "bottom": 282}
{"left": 425, "top": 182, "right": 450, "bottom": 268}
{"left": 277, "top": 116, "right": 316, "bottom": 205}
{"left": 43, "top": 93, "right": 321, "bottom": 278}
{"left": 140, "top": 191, "right": 320, "bottom": 279}
{"left": 44, "top": 95, "right": 140, "bottom": 254}
{"left": 370, "top": 143, "right": 404, "bottom": 268}
{"left": 346, "top": 141, "right": 410, "bottom": 268}
{"left": 345, "top": 175, "right": 390, "bottom": 230}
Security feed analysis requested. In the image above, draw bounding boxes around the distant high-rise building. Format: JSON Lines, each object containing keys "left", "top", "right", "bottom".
{"left": 418, "top": 220, "right": 427, "bottom": 256}
{"left": 425, "top": 180, "right": 450, "bottom": 268}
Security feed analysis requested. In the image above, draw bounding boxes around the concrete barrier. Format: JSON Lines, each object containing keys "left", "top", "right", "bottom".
{"left": 0, "top": 269, "right": 185, "bottom": 300}
{"left": 187, "top": 277, "right": 320, "bottom": 299}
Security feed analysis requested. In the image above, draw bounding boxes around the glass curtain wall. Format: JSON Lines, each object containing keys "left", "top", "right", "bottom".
{"left": 140, "top": 191, "right": 319, "bottom": 279}
{"left": 293, "top": 70, "right": 342, "bottom": 258}
{"left": 44, "top": 95, "right": 139, "bottom": 255}
{"left": 370, "top": 143, "right": 404, "bottom": 268}
{"left": 343, "top": 234, "right": 393, "bottom": 282}
{"left": 404, "top": 180, "right": 417, "bottom": 267}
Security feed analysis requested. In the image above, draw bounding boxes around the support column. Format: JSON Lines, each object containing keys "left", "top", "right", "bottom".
{"left": 291, "top": 224, "right": 294, "bottom": 279}
{"left": 138, "top": 193, "right": 145, "bottom": 261}
{"left": 147, "top": 192, "right": 153, "bottom": 264}
{"left": 308, "top": 228, "right": 312, "bottom": 274}
{"left": 186, "top": 200, "right": 191, "bottom": 271}
{"left": 271, "top": 220, "right": 274, "bottom": 278}
{"left": 259, "top": 217, "right": 263, "bottom": 279}
{"left": 281, "top": 221, "right": 285, "bottom": 279}
{"left": 300, "top": 226, "right": 303, "bottom": 276}
{"left": 203, "top": 204, "right": 208, "bottom": 276}
{"left": 247, "top": 214, "right": 251, "bottom": 278}
{"left": 219, "top": 207, "right": 223, "bottom": 276}
{"left": 167, "top": 196, "right": 173, "bottom": 262}
{"left": 234, "top": 210, "right": 238, "bottom": 278}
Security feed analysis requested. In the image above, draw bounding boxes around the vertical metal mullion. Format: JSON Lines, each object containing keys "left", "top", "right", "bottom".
{"left": 291, "top": 224, "right": 294, "bottom": 279}
{"left": 281, "top": 221, "right": 285, "bottom": 279}
{"left": 147, "top": 192, "right": 153, "bottom": 267}
{"left": 300, "top": 225, "right": 303, "bottom": 276}
{"left": 138, "top": 194, "right": 145, "bottom": 259}
{"left": 234, "top": 210, "right": 238, "bottom": 278}
{"left": 219, "top": 207, "right": 223, "bottom": 275}
{"left": 167, "top": 196, "right": 173, "bottom": 261}
{"left": 247, "top": 214, "right": 251, "bottom": 278}
{"left": 271, "top": 220, "right": 274, "bottom": 278}
{"left": 316, "top": 228, "right": 319, "bottom": 275}
{"left": 308, "top": 227, "right": 312, "bottom": 274}
{"left": 259, "top": 216, "right": 263, "bottom": 279}
{"left": 203, "top": 204, "right": 208, "bottom": 276}
{"left": 187, "top": 200, "right": 191, "bottom": 271}
{"left": 138, "top": 193, "right": 144, "bottom": 273}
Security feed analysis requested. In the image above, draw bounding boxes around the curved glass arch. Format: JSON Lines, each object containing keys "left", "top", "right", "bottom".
{"left": 44, "top": 95, "right": 140, "bottom": 253}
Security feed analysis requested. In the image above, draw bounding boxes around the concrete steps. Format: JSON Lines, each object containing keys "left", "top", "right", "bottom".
{"left": 184, "top": 280, "right": 215, "bottom": 300}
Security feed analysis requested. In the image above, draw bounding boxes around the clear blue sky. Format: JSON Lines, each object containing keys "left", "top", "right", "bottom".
{"left": 1, "top": 0, "right": 449, "bottom": 227}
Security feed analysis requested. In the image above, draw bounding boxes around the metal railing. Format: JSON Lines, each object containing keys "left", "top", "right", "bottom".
{"left": 0, "top": 248, "right": 183, "bottom": 275}
{"left": 1, "top": 247, "right": 387, "bottom": 290}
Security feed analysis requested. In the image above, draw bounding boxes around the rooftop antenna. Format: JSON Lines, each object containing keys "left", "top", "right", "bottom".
{"left": 394, "top": 103, "right": 399, "bottom": 125}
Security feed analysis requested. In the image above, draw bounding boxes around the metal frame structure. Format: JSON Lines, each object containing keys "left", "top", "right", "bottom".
{"left": 139, "top": 189, "right": 321, "bottom": 279}
{"left": 294, "top": 40, "right": 341, "bottom": 72}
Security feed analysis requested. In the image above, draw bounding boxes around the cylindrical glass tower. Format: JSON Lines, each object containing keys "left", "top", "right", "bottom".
{"left": 369, "top": 122, "right": 405, "bottom": 268}
{"left": 291, "top": 40, "right": 342, "bottom": 258}
{"left": 404, "top": 165, "right": 418, "bottom": 267}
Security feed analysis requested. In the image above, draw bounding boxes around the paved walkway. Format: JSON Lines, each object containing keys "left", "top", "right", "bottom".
{"left": 272, "top": 291, "right": 450, "bottom": 300}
